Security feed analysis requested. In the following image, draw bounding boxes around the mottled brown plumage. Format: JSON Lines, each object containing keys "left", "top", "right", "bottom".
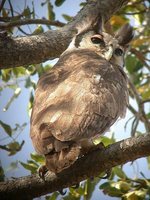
{"left": 30, "top": 23, "right": 134, "bottom": 174}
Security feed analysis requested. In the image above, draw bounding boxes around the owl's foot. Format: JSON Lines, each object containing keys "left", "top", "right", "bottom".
{"left": 38, "top": 165, "right": 48, "bottom": 180}
{"left": 45, "top": 143, "right": 81, "bottom": 173}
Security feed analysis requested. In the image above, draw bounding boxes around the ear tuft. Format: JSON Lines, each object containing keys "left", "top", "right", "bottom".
{"left": 76, "top": 16, "right": 103, "bottom": 36}
{"left": 93, "top": 16, "right": 103, "bottom": 34}
{"left": 115, "top": 24, "right": 134, "bottom": 46}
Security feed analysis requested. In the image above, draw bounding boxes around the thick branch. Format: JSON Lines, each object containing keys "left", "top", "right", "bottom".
{"left": 0, "top": 19, "right": 65, "bottom": 29}
{"left": 0, "top": 134, "right": 150, "bottom": 200}
{"left": 0, "top": 0, "right": 128, "bottom": 69}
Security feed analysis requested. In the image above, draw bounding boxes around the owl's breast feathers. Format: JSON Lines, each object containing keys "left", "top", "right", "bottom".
{"left": 30, "top": 49, "right": 128, "bottom": 156}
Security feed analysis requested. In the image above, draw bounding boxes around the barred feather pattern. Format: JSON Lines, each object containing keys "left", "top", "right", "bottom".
{"left": 30, "top": 49, "right": 128, "bottom": 173}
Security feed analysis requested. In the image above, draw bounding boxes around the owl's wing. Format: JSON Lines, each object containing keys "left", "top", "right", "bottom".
{"left": 30, "top": 51, "right": 128, "bottom": 156}
{"left": 30, "top": 63, "right": 93, "bottom": 151}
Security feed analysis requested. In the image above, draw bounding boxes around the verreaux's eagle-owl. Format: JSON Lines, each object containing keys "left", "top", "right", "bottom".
{"left": 30, "top": 23, "right": 134, "bottom": 174}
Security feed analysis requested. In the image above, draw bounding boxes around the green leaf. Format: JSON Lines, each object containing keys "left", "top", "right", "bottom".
{"left": 7, "top": 141, "right": 24, "bottom": 156}
{"left": 135, "top": 189, "right": 147, "bottom": 198}
{"left": 6, "top": 161, "right": 18, "bottom": 172}
{"left": 2, "top": 8, "right": 8, "bottom": 17}
{"left": 25, "top": 77, "right": 36, "bottom": 89}
{"left": 146, "top": 112, "right": 150, "bottom": 119}
{"left": 23, "top": 6, "right": 31, "bottom": 18}
{"left": 7, "top": 141, "right": 20, "bottom": 150}
{"left": 0, "top": 120, "right": 12, "bottom": 136}
{"left": 137, "top": 82, "right": 150, "bottom": 98}
{"left": 69, "top": 187, "right": 83, "bottom": 198}
{"left": 35, "top": 64, "right": 45, "bottom": 77}
{"left": 113, "top": 166, "right": 127, "bottom": 179}
{"left": 3, "top": 87, "right": 21, "bottom": 112}
{"left": 62, "top": 14, "right": 72, "bottom": 22}
{"left": 12, "top": 67, "right": 26, "bottom": 77}
{"left": 80, "top": 2, "right": 87, "bottom": 7}
{"left": 32, "top": 25, "right": 44, "bottom": 35}
{"left": 94, "top": 135, "right": 115, "bottom": 146}
{"left": 114, "top": 181, "right": 131, "bottom": 193}
{"left": 1, "top": 69, "right": 11, "bottom": 82}
{"left": 123, "top": 190, "right": 146, "bottom": 200}
{"left": 26, "top": 65, "right": 36, "bottom": 75}
{"left": 100, "top": 181, "right": 123, "bottom": 197}
{"left": 47, "top": 2, "right": 55, "bottom": 20}
{"left": 83, "top": 178, "right": 99, "bottom": 199}
{"left": 27, "top": 91, "right": 34, "bottom": 116}
{"left": 126, "top": 55, "right": 142, "bottom": 74}
{"left": 45, "top": 192, "right": 59, "bottom": 200}
{"left": 20, "top": 161, "right": 38, "bottom": 174}
{"left": 147, "top": 156, "right": 150, "bottom": 169}
{"left": 30, "top": 152, "right": 45, "bottom": 164}
{"left": 55, "top": 0, "right": 66, "bottom": 7}
{"left": 32, "top": 1, "right": 35, "bottom": 19}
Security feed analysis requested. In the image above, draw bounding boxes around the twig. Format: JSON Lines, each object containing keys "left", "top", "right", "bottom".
{"left": 0, "top": 0, "right": 6, "bottom": 13}
{"left": 0, "top": 15, "right": 23, "bottom": 22}
{"left": 8, "top": 0, "right": 14, "bottom": 17}
{"left": 128, "top": 79, "right": 150, "bottom": 133}
{"left": 131, "top": 48, "right": 150, "bottom": 71}
{"left": 17, "top": 27, "right": 31, "bottom": 35}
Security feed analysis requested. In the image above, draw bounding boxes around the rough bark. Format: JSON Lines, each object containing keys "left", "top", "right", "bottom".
{"left": 0, "top": 0, "right": 128, "bottom": 69}
{"left": 0, "top": 134, "right": 150, "bottom": 200}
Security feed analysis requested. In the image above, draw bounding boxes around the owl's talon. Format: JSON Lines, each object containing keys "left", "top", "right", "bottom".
{"left": 38, "top": 165, "right": 48, "bottom": 180}
{"left": 59, "top": 189, "right": 67, "bottom": 195}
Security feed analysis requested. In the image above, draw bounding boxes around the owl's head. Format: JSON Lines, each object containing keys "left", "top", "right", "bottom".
{"left": 65, "top": 23, "right": 134, "bottom": 67}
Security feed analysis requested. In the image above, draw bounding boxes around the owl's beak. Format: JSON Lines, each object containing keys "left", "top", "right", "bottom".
{"left": 104, "top": 46, "right": 113, "bottom": 61}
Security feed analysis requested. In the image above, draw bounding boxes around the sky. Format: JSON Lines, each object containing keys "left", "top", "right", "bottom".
{"left": 0, "top": 1, "right": 150, "bottom": 200}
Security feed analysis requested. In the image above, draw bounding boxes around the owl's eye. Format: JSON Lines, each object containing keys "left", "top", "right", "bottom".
{"left": 115, "top": 48, "right": 124, "bottom": 56}
{"left": 91, "top": 35, "right": 105, "bottom": 46}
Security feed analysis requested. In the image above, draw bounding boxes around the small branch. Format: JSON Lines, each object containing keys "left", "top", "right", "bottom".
{"left": 128, "top": 79, "right": 150, "bottom": 133}
{"left": 8, "top": 0, "right": 14, "bottom": 17}
{"left": 0, "top": 19, "right": 65, "bottom": 29}
{"left": 142, "top": 99, "right": 150, "bottom": 104}
{"left": 0, "top": 15, "right": 23, "bottom": 22}
{"left": 0, "top": 134, "right": 150, "bottom": 200}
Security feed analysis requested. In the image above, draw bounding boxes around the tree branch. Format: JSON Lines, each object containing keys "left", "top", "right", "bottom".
{"left": 0, "top": 19, "right": 65, "bottom": 29}
{"left": 0, "top": 134, "right": 150, "bottom": 200}
{"left": 0, "top": 0, "right": 128, "bottom": 69}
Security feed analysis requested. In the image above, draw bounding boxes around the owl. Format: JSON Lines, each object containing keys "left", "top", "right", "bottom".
{"left": 30, "top": 23, "right": 134, "bottom": 174}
